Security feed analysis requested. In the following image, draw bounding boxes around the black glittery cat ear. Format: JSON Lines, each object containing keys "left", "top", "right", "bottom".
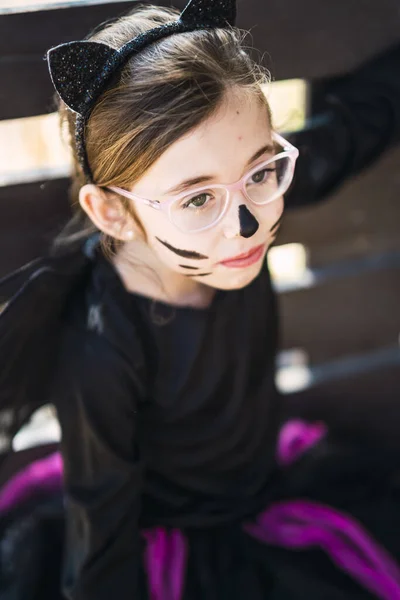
{"left": 180, "top": 0, "right": 237, "bottom": 27}
{"left": 47, "top": 41, "right": 120, "bottom": 115}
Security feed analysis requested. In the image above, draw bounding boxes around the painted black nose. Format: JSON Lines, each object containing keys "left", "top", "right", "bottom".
{"left": 238, "top": 205, "right": 259, "bottom": 238}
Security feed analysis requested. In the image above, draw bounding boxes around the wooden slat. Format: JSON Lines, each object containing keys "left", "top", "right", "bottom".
{"left": 283, "top": 363, "right": 400, "bottom": 450}
{"left": 0, "top": 60, "right": 58, "bottom": 119}
{"left": 1, "top": 0, "right": 400, "bottom": 119}
{"left": 0, "top": 1, "right": 141, "bottom": 55}
{"left": 280, "top": 264, "right": 400, "bottom": 363}
{"left": 0, "top": 177, "right": 70, "bottom": 281}
{"left": 240, "top": 0, "right": 400, "bottom": 80}
{"left": 3, "top": 0, "right": 398, "bottom": 59}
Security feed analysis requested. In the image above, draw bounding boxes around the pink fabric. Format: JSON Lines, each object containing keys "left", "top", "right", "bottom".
{"left": 276, "top": 419, "right": 327, "bottom": 467}
{"left": 244, "top": 500, "right": 400, "bottom": 600}
{"left": 0, "top": 451, "right": 63, "bottom": 515}
{"left": 142, "top": 527, "right": 188, "bottom": 600}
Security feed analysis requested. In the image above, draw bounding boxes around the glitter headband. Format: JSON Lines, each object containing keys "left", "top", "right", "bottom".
{"left": 46, "top": 0, "right": 237, "bottom": 182}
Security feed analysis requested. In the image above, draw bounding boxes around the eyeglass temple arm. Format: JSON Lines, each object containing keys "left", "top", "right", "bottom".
{"left": 108, "top": 186, "right": 162, "bottom": 210}
{"left": 143, "top": 198, "right": 162, "bottom": 210}
{"left": 273, "top": 131, "right": 299, "bottom": 155}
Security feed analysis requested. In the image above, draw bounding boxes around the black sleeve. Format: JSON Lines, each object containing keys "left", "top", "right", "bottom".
{"left": 55, "top": 329, "right": 144, "bottom": 600}
{"left": 285, "top": 43, "right": 400, "bottom": 207}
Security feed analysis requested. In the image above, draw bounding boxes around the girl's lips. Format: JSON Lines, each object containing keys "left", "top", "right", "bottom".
{"left": 219, "top": 244, "right": 265, "bottom": 269}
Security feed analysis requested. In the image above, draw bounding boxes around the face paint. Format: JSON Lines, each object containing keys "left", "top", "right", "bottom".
{"left": 179, "top": 265, "right": 200, "bottom": 270}
{"left": 270, "top": 213, "right": 283, "bottom": 233}
{"left": 155, "top": 238, "right": 209, "bottom": 260}
{"left": 238, "top": 205, "right": 260, "bottom": 239}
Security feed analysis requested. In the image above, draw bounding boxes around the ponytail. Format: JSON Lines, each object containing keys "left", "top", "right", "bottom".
{"left": 0, "top": 238, "right": 95, "bottom": 449}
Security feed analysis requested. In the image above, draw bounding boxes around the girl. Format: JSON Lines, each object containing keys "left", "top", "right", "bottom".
{"left": 1, "top": 1, "right": 400, "bottom": 599}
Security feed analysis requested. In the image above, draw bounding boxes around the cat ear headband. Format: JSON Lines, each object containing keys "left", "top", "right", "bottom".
{"left": 46, "top": 0, "right": 237, "bottom": 182}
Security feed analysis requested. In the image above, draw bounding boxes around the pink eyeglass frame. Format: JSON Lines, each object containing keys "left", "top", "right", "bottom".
{"left": 108, "top": 131, "right": 299, "bottom": 234}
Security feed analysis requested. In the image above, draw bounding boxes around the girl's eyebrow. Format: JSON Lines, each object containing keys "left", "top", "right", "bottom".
{"left": 249, "top": 142, "right": 275, "bottom": 165}
{"left": 163, "top": 142, "right": 275, "bottom": 196}
{"left": 164, "top": 175, "right": 214, "bottom": 196}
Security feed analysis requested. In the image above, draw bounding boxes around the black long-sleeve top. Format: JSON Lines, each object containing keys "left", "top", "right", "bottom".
{"left": 54, "top": 253, "right": 281, "bottom": 599}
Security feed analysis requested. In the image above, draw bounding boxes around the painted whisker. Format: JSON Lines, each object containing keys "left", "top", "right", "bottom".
{"left": 156, "top": 238, "right": 208, "bottom": 260}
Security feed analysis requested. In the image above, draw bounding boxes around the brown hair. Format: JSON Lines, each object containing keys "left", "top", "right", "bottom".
{"left": 56, "top": 4, "right": 271, "bottom": 253}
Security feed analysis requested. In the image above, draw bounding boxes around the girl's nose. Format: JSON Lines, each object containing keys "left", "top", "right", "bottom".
{"left": 223, "top": 203, "right": 260, "bottom": 239}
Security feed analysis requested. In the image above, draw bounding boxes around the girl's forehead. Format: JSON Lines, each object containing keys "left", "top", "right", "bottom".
{"left": 131, "top": 92, "right": 272, "bottom": 196}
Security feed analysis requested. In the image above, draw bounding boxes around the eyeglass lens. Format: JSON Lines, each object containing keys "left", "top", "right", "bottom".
{"left": 171, "top": 155, "right": 291, "bottom": 233}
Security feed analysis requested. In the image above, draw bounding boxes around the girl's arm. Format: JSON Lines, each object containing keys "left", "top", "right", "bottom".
{"left": 56, "top": 330, "right": 144, "bottom": 600}
{"left": 286, "top": 43, "right": 400, "bottom": 207}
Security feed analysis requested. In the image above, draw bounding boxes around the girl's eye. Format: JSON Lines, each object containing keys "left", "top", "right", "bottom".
{"left": 182, "top": 193, "right": 211, "bottom": 209}
{"left": 251, "top": 167, "right": 276, "bottom": 184}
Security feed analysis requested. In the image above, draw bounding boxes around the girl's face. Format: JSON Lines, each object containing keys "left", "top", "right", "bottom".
{"left": 126, "top": 91, "right": 284, "bottom": 291}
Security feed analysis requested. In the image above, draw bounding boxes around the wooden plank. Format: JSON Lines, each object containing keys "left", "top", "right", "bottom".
{"left": 278, "top": 145, "right": 400, "bottom": 267}
{"left": 280, "top": 264, "right": 400, "bottom": 364}
{"left": 0, "top": 1, "right": 143, "bottom": 55}
{"left": 0, "top": 178, "right": 71, "bottom": 284}
{"left": 1, "top": 0, "right": 400, "bottom": 119}
{"left": 241, "top": 0, "right": 400, "bottom": 80}
{"left": 283, "top": 363, "right": 400, "bottom": 450}
{"left": 0, "top": 60, "right": 58, "bottom": 120}
{"left": 4, "top": 0, "right": 398, "bottom": 61}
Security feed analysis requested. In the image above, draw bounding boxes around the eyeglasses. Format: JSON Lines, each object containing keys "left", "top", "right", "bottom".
{"left": 108, "top": 131, "right": 299, "bottom": 234}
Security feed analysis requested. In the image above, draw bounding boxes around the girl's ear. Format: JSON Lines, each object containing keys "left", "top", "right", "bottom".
{"left": 79, "top": 185, "right": 138, "bottom": 242}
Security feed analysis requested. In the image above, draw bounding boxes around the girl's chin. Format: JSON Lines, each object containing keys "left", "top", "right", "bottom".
{"left": 202, "top": 261, "right": 265, "bottom": 291}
